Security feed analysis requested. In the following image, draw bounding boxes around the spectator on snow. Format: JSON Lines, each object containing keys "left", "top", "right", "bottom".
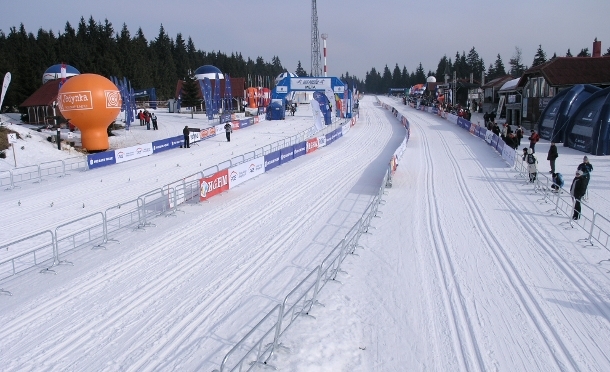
{"left": 526, "top": 148, "right": 538, "bottom": 183}
{"left": 505, "top": 133, "right": 518, "bottom": 150}
{"left": 138, "top": 110, "right": 144, "bottom": 126}
{"left": 551, "top": 172, "right": 564, "bottom": 192}
{"left": 528, "top": 130, "right": 540, "bottom": 153}
{"left": 492, "top": 122, "right": 500, "bottom": 136}
{"left": 577, "top": 156, "right": 593, "bottom": 198}
{"left": 183, "top": 125, "right": 190, "bottom": 148}
{"left": 501, "top": 123, "right": 508, "bottom": 140}
{"left": 515, "top": 124, "right": 524, "bottom": 147}
{"left": 144, "top": 110, "right": 151, "bottom": 130}
{"left": 547, "top": 142, "right": 558, "bottom": 174}
{"left": 224, "top": 122, "right": 233, "bottom": 142}
{"left": 522, "top": 147, "right": 528, "bottom": 162}
{"left": 570, "top": 170, "right": 587, "bottom": 220}
{"left": 151, "top": 113, "right": 158, "bottom": 130}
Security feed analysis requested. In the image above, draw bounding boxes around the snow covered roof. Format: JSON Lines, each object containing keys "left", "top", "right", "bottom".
{"left": 499, "top": 78, "right": 521, "bottom": 92}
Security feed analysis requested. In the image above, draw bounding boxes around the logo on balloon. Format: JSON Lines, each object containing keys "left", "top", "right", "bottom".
{"left": 58, "top": 91, "right": 93, "bottom": 111}
{"left": 105, "top": 90, "right": 121, "bottom": 108}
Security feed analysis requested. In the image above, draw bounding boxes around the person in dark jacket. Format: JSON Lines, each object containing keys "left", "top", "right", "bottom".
{"left": 151, "top": 113, "right": 158, "bottom": 130}
{"left": 551, "top": 172, "right": 564, "bottom": 192}
{"left": 570, "top": 170, "right": 587, "bottom": 220}
{"left": 224, "top": 122, "right": 232, "bottom": 142}
{"left": 547, "top": 142, "right": 558, "bottom": 173}
{"left": 183, "top": 126, "right": 190, "bottom": 148}
{"left": 577, "top": 155, "right": 593, "bottom": 198}
{"left": 515, "top": 124, "right": 523, "bottom": 147}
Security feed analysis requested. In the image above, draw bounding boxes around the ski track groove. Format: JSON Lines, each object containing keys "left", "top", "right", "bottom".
{"left": 440, "top": 115, "right": 610, "bottom": 370}
{"left": 416, "top": 114, "right": 484, "bottom": 372}
{"left": 1, "top": 110, "right": 391, "bottom": 370}
{"left": 406, "top": 104, "right": 610, "bottom": 371}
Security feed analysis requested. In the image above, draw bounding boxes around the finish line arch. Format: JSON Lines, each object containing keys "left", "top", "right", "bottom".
{"left": 271, "top": 76, "right": 353, "bottom": 118}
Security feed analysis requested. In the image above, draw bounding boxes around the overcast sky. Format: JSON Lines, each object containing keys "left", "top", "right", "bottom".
{"left": 2, "top": 0, "right": 610, "bottom": 81}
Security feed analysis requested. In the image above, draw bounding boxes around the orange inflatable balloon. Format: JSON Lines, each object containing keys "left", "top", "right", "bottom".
{"left": 57, "top": 74, "right": 122, "bottom": 151}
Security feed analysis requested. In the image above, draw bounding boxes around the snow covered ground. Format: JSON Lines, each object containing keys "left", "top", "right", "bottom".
{"left": 1, "top": 96, "right": 610, "bottom": 371}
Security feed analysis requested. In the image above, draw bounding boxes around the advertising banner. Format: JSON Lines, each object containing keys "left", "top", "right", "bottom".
{"left": 200, "top": 127, "right": 217, "bottom": 140}
{"left": 189, "top": 130, "right": 201, "bottom": 144}
{"left": 317, "top": 135, "right": 327, "bottom": 148}
{"left": 306, "top": 138, "right": 319, "bottom": 154}
{"left": 215, "top": 124, "right": 224, "bottom": 135}
{"left": 310, "top": 98, "right": 324, "bottom": 131}
{"left": 502, "top": 146, "right": 516, "bottom": 167}
{"left": 496, "top": 139, "right": 505, "bottom": 153}
{"left": 469, "top": 123, "right": 476, "bottom": 134}
{"left": 280, "top": 146, "right": 294, "bottom": 164}
{"left": 228, "top": 156, "right": 264, "bottom": 188}
{"left": 326, "top": 131, "right": 334, "bottom": 145}
{"left": 313, "top": 91, "right": 332, "bottom": 125}
{"left": 483, "top": 130, "right": 492, "bottom": 144}
{"left": 290, "top": 77, "right": 331, "bottom": 90}
{"left": 231, "top": 121, "right": 240, "bottom": 131}
{"left": 293, "top": 141, "right": 307, "bottom": 158}
{"left": 342, "top": 122, "right": 351, "bottom": 136}
{"left": 491, "top": 134, "right": 499, "bottom": 149}
{"left": 115, "top": 143, "right": 153, "bottom": 163}
{"left": 220, "top": 112, "right": 232, "bottom": 124}
{"left": 264, "top": 150, "right": 281, "bottom": 171}
{"left": 152, "top": 135, "right": 183, "bottom": 153}
{"left": 200, "top": 169, "right": 229, "bottom": 201}
{"left": 87, "top": 150, "right": 116, "bottom": 169}
{"left": 239, "top": 118, "right": 253, "bottom": 129}
{"left": 446, "top": 114, "right": 458, "bottom": 125}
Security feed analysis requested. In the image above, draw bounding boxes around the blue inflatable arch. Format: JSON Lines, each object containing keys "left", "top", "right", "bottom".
{"left": 271, "top": 76, "right": 353, "bottom": 118}
{"left": 565, "top": 87, "right": 610, "bottom": 155}
{"left": 537, "top": 84, "right": 601, "bottom": 143}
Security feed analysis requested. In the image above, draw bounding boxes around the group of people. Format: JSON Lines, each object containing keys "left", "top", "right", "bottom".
{"left": 137, "top": 110, "right": 158, "bottom": 130}
{"left": 521, "top": 139, "right": 594, "bottom": 220}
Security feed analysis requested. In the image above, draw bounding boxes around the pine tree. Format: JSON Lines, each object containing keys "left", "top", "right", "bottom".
{"left": 295, "top": 60, "right": 307, "bottom": 77}
{"left": 532, "top": 45, "right": 547, "bottom": 66}
{"left": 566, "top": 49, "right": 573, "bottom": 57}
{"left": 181, "top": 72, "right": 200, "bottom": 118}
{"left": 508, "top": 47, "right": 525, "bottom": 78}
{"left": 414, "top": 63, "right": 426, "bottom": 84}
{"left": 604, "top": 47, "right": 610, "bottom": 57}
{"left": 577, "top": 48, "right": 590, "bottom": 57}
{"left": 493, "top": 54, "right": 506, "bottom": 77}
{"left": 392, "top": 64, "right": 401, "bottom": 87}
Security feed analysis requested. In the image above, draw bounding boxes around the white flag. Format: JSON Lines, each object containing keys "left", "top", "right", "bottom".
{"left": 0, "top": 72, "right": 11, "bottom": 109}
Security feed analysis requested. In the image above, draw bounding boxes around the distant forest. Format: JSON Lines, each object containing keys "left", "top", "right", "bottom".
{"left": 0, "top": 16, "right": 604, "bottom": 109}
{"left": 363, "top": 42, "right": 609, "bottom": 94}
{"left": 0, "top": 16, "right": 359, "bottom": 110}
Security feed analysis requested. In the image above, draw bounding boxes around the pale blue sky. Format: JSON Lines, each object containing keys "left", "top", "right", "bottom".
{"left": 2, "top": 0, "right": 610, "bottom": 80}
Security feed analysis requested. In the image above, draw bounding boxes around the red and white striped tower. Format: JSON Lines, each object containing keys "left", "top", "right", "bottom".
{"left": 321, "top": 33, "right": 328, "bottom": 77}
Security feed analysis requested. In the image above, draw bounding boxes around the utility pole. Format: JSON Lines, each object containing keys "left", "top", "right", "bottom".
{"left": 311, "top": 0, "right": 322, "bottom": 77}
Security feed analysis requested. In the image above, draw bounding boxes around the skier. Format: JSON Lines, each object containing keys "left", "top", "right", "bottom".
{"left": 224, "top": 122, "right": 232, "bottom": 142}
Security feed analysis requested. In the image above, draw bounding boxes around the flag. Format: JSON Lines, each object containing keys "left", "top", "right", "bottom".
{"left": 224, "top": 74, "right": 233, "bottom": 111}
{"left": 214, "top": 73, "right": 221, "bottom": 114}
{"left": 58, "top": 63, "right": 67, "bottom": 90}
{"left": 313, "top": 91, "right": 331, "bottom": 125}
{"left": 202, "top": 78, "right": 214, "bottom": 120}
{"left": 0, "top": 72, "right": 11, "bottom": 109}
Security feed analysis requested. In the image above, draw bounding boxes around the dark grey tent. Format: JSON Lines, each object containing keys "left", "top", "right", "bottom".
{"left": 565, "top": 87, "right": 610, "bottom": 155}
{"left": 537, "top": 84, "right": 600, "bottom": 143}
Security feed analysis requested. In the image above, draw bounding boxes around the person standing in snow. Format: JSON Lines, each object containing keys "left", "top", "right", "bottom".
{"left": 526, "top": 148, "right": 537, "bottom": 183}
{"left": 547, "top": 142, "right": 558, "bottom": 174}
{"left": 515, "top": 124, "right": 524, "bottom": 147}
{"left": 224, "top": 122, "right": 232, "bottom": 142}
{"left": 183, "top": 125, "right": 190, "bottom": 148}
{"left": 138, "top": 110, "right": 144, "bottom": 126}
{"left": 151, "top": 113, "right": 158, "bottom": 130}
{"left": 528, "top": 130, "right": 540, "bottom": 153}
{"left": 570, "top": 170, "right": 587, "bottom": 220}
{"left": 551, "top": 172, "right": 564, "bottom": 192}
{"left": 577, "top": 156, "right": 593, "bottom": 199}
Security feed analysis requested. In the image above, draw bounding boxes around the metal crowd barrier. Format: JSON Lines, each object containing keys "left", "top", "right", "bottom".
{"left": 0, "top": 120, "right": 350, "bottom": 296}
{"left": 0, "top": 230, "right": 56, "bottom": 295}
{"left": 214, "top": 168, "right": 388, "bottom": 372}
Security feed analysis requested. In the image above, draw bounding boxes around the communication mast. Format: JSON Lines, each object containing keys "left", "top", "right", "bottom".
{"left": 310, "top": 0, "right": 322, "bottom": 77}
{"left": 321, "top": 33, "right": 328, "bottom": 77}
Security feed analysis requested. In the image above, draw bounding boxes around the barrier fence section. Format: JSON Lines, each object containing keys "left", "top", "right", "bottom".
{"left": 0, "top": 119, "right": 349, "bottom": 297}
{"left": 213, "top": 99, "right": 403, "bottom": 371}
{"left": 402, "top": 97, "right": 610, "bottom": 259}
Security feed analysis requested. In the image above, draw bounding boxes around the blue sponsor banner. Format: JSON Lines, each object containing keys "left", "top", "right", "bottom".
{"left": 457, "top": 117, "right": 469, "bottom": 129}
{"left": 293, "top": 141, "right": 306, "bottom": 158}
{"left": 280, "top": 145, "right": 294, "bottom": 164}
{"left": 326, "top": 131, "right": 334, "bottom": 145}
{"left": 220, "top": 112, "right": 232, "bottom": 124}
{"left": 432, "top": 107, "right": 438, "bottom": 114}
{"left": 152, "top": 136, "right": 183, "bottom": 153}
{"left": 491, "top": 134, "right": 499, "bottom": 148}
{"left": 496, "top": 139, "right": 505, "bottom": 153}
{"left": 264, "top": 150, "right": 281, "bottom": 171}
{"left": 87, "top": 150, "right": 116, "bottom": 169}
{"left": 239, "top": 118, "right": 253, "bottom": 129}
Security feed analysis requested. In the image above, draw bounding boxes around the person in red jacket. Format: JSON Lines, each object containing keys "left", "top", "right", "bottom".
{"left": 528, "top": 130, "right": 540, "bottom": 153}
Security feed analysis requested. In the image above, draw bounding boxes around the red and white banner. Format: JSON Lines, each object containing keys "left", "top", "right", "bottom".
{"left": 306, "top": 138, "right": 319, "bottom": 154}
{"left": 200, "top": 169, "right": 229, "bottom": 201}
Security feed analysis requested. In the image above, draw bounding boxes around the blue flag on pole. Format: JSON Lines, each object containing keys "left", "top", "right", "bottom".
{"left": 224, "top": 73, "right": 233, "bottom": 112}
{"left": 214, "top": 73, "right": 221, "bottom": 115}
{"left": 202, "top": 78, "right": 214, "bottom": 120}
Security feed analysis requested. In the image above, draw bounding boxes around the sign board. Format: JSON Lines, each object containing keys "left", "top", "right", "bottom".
{"left": 7, "top": 133, "right": 17, "bottom": 144}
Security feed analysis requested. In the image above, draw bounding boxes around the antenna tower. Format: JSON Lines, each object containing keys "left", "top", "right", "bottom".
{"left": 310, "top": 0, "right": 322, "bottom": 77}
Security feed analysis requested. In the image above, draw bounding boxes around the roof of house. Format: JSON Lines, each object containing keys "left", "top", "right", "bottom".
{"left": 499, "top": 78, "right": 521, "bottom": 92}
{"left": 518, "top": 56, "right": 610, "bottom": 87}
{"left": 481, "top": 75, "right": 514, "bottom": 89}
{"left": 20, "top": 80, "right": 61, "bottom": 107}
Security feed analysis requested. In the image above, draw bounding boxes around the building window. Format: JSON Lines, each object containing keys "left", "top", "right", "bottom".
{"left": 532, "top": 79, "right": 538, "bottom": 98}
